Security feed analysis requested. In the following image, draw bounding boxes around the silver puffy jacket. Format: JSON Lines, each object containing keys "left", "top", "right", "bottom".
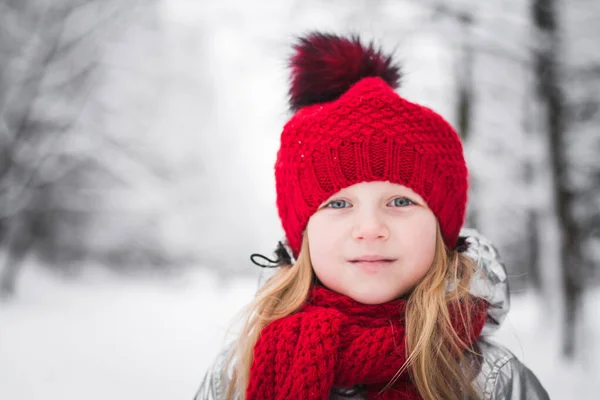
{"left": 194, "top": 229, "right": 550, "bottom": 400}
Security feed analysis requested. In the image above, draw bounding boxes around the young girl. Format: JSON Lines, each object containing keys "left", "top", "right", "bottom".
{"left": 195, "top": 32, "right": 550, "bottom": 400}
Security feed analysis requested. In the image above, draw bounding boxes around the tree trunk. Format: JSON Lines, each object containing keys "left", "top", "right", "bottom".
{"left": 456, "top": 12, "right": 478, "bottom": 230}
{"left": 526, "top": 209, "right": 542, "bottom": 290}
{"left": 0, "top": 217, "right": 32, "bottom": 299}
{"left": 531, "top": 0, "right": 582, "bottom": 358}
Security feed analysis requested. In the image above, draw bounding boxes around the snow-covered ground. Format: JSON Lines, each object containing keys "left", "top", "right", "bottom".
{"left": 1, "top": 263, "right": 598, "bottom": 400}
{"left": 0, "top": 264, "right": 257, "bottom": 400}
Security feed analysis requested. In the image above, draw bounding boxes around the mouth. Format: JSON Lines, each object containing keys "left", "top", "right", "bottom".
{"left": 348, "top": 256, "right": 397, "bottom": 263}
{"left": 348, "top": 256, "right": 397, "bottom": 272}
{"left": 350, "top": 259, "right": 396, "bottom": 265}
{"left": 349, "top": 258, "right": 396, "bottom": 273}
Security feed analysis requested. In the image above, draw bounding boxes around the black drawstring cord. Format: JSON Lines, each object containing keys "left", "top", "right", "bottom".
{"left": 250, "top": 241, "right": 294, "bottom": 268}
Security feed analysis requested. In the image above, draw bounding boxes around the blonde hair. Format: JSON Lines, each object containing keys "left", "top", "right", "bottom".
{"left": 223, "top": 224, "right": 481, "bottom": 400}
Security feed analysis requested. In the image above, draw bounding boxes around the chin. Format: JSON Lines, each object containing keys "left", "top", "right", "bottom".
{"left": 349, "top": 290, "right": 401, "bottom": 305}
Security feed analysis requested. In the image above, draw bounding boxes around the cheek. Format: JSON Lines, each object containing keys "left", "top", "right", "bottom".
{"left": 307, "top": 236, "right": 328, "bottom": 284}
{"left": 307, "top": 214, "right": 345, "bottom": 248}
{"left": 396, "top": 214, "right": 437, "bottom": 268}
{"left": 417, "top": 221, "right": 437, "bottom": 257}
{"left": 307, "top": 218, "right": 330, "bottom": 265}
{"left": 307, "top": 216, "right": 345, "bottom": 276}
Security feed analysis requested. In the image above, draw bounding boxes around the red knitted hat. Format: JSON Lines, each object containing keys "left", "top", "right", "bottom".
{"left": 275, "top": 32, "right": 468, "bottom": 257}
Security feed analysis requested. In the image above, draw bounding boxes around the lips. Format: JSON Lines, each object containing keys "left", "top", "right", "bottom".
{"left": 349, "top": 257, "right": 396, "bottom": 273}
{"left": 349, "top": 255, "right": 397, "bottom": 263}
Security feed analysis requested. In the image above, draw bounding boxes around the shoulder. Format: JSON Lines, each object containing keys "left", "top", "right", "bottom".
{"left": 474, "top": 339, "right": 550, "bottom": 400}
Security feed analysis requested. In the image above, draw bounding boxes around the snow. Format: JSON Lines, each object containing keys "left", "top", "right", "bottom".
{"left": 494, "top": 288, "right": 600, "bottom": 399}
{"left": 0, "top": 263, "right": 258, "bottom": 400}
{"left": 1, "top": 264, "right": 598, "bottom": 400}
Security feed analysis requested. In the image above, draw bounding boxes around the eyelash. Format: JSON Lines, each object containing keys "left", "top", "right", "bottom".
{"left": 324, "top": 197, "right": 415, "bottom": 209}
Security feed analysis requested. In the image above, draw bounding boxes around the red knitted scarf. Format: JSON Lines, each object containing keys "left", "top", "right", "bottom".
{"left": 246, "top": 284, "right": 487, "bottom": 400}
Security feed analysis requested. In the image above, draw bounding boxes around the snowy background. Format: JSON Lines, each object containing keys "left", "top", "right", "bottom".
{"left": 1, "top": 0, "right": 599, "bottom": 399}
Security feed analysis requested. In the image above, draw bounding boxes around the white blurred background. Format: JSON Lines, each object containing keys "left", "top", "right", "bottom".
{"left": 1, "top": 0, "right": 599, "bottom": 399}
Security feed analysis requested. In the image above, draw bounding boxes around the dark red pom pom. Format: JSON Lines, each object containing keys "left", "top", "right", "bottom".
{"left": 288, "top": 32, "right": 401, "bottom": 112}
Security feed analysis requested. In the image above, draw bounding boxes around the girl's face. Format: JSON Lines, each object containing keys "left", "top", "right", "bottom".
{"left": 306, "top": 180, "right": 437, "bottom": 305}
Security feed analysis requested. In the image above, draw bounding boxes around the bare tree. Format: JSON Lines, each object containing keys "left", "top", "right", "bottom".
{"left": 0, "top": 0, "right": 140, "bottom": 297}
{"left": 563, "top": 1, "right": 600, "bottom": 285}
{"left": 531, "top": 0, "right": 584, "bottom": 358}
{"left": 443, "top": 7, "right": 479, "bottom": 230}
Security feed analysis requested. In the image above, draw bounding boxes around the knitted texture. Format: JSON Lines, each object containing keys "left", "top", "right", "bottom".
{"left": 275, "top": 75, "right": 468, "bottom": 257}
{"left": 246, "top": 285, "right": 487, "bottom": 400}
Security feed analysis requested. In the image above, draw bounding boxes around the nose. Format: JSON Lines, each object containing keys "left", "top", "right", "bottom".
{"left": 352, "top": 210, "right": 389, "bottom": 241}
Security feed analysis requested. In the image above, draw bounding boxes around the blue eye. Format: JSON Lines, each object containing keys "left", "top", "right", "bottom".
{"left": 389, "top": 197, "right": 414, "bottom": 207}
{"left": 326, "top": 199, "right": 351, "bottom": 209}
